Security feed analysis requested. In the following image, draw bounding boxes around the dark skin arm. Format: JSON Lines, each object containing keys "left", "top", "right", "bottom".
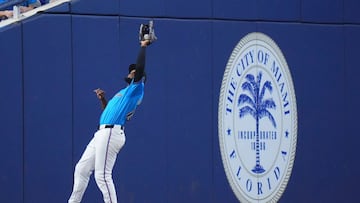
{"left": 134, "top": 40, "right": 149, "bottom": 82}
{"left": 94, "top": 40, "right": 149, "bottom": 110}
{"left": 94, "top": 88, "right": 107, "bottom": 110}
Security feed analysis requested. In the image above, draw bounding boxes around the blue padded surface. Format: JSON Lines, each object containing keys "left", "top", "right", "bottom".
{"left": 71, "top": 0, "right": 119, "bottom": 15}
{"left": 301, "top": 0, "right": 343, "bottom": 23}
{"left": 159, "top": 19, "right": 213, "bottom": 203}
{"left": 344, "top": 0, "right": 360, "bottom": 23}
{"left": 259, "top": 22, "right": 346, "bottom": 202}
{"left": 45, "top": 1, "right": 70, "bottom": 13}
{"left": 343, "top": 25, "right": 360, "bottom": 201}
{"left": 213, "top": 0, "right": 301, "bottom": 21}
{"left": 213, "top": 0, "right": 257, "bottom": 20}
{"left": 257, "top": 0, "right": 301, "bottom": 21}
{"left": 22, "top": 14, "right": 73, "bottom": 202}
{"left": 0, "top": 24, "right": 23, "bottom": 203}
{"left": 119, "top": 0, "right": 165, "bottom": 17}
{"left": 163, "top": 0, "right": 211, "bottom": 18}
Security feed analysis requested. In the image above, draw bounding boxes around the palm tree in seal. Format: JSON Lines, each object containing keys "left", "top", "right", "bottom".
{"left": 238, "top": 71, "right": 277, "bottom": 174}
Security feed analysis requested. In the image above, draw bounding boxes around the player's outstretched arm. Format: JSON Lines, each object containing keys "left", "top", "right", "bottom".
{"left": 133, "top": 20, "right": 157, "bottom": 82}
{"left": 94, "top": 88, "right": 107, "bottom": 110}
{"left": 133, "top": 40, "right": 149, "bottom": 82}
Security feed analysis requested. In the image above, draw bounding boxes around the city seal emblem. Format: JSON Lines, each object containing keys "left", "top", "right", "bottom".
{"left": 218, "top": 32, "right": 297, "bottom": 202}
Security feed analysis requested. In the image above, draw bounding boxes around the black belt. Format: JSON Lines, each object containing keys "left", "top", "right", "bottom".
{"left": 98, "top": 124, "right": 124, "bottom": 130}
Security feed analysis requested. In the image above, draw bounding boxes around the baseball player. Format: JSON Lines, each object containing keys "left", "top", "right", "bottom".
{"left": 68, "top": 21, "right": 157, "bottom": 203}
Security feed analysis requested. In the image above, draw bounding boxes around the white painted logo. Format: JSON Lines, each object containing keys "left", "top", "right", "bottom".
{"left": 218, "top": 32, "right": 297, "bottom": 202}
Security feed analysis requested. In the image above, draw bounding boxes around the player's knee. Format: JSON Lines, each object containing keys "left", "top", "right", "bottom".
{"left": 94, "top": 170, "right": 112, "bottom": 184}
{"left": 94, "top": 171, "right": 104, "bottom": 186}
{"left": 74, "top": 163, "right": 92, "bottom": 178}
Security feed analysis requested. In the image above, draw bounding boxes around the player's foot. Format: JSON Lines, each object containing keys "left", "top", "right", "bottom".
{"left": 139, "top": 20, "right": 157, "bottom": 44}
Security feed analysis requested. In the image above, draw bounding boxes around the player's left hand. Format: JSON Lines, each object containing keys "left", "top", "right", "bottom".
{"left": 94, "top": 88, "right": 105, "bottom": 100}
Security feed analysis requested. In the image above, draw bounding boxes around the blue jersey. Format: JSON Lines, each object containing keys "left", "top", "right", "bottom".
{"left": 99, "top": 80, "right": 144, "bottom": 125}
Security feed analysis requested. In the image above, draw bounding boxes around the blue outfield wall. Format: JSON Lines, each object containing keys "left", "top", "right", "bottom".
{"left": 22, "top": 14, "right": 73, "bottom": 202}
{"left": 0, "top": 24, "right": 23, "bottom": 203}
{"left": 0, "top": 0, "right": 360, "bottom": 202}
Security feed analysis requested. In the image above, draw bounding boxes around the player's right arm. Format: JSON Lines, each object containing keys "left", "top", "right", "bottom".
{"left": 94, "top": 88, "right": 107, "bottom": 110}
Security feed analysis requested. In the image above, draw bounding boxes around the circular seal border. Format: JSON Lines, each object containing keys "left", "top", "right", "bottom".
{"left": 218, "top": 32, "right": 298, "bottom": 203}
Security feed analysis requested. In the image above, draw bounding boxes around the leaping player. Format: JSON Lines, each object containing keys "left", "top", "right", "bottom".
{"left": 68, "top": 21, "right": 157, "bottom": 203}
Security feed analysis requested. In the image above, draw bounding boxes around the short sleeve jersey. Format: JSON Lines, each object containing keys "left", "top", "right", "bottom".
{"left": 99, "top": 81, "right": 144, "bottom": 125}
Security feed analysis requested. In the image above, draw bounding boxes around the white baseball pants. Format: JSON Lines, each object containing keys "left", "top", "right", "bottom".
{"left": 68, "top": 125, "right": 125, "bottom": 203}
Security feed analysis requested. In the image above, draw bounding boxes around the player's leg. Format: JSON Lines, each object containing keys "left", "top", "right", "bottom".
{"left": 94, "top": 128, "right": 125, "bottom": 203}
{"left": 68, "top": 137, "right": 96, "bottom": 203}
